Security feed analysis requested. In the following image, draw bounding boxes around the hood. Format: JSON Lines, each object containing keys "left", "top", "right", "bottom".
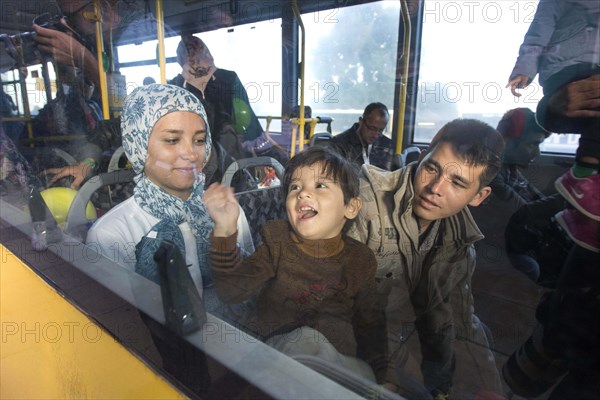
{"left": 568, "top": 0, "right": 600, "bottom": 14}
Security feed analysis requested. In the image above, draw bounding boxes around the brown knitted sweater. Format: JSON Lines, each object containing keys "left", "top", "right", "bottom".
{"left": 210, "top": 220, "right": 396, "bottom": 384}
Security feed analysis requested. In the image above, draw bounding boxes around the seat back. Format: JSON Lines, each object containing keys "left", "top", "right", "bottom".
{"left": 393, "top": 146, "right": 421, "bottom": 169}
{"left": 223, "top": 157, "right": 287, "bottom": 246}
{"left": 64, "top": 169, "right": 136, "bottom": 241}
{"left": 221, "top": 156, "right": 284, "bottom": 188}
{"left": 235, "top": 188, "right": 287, "bottom": 246}
{"left": 51, "top": 147, "right": 78, "bottom": 165}
{"left": 309, "top": 132, "right": 333, "bottom": 148}
{"left": 107, "top": 146, "right": 126, "bottom": 172}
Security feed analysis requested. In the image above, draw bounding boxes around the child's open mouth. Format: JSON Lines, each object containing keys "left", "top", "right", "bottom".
{"left": 298, "top": 206, "right": 318, "bottom": 220}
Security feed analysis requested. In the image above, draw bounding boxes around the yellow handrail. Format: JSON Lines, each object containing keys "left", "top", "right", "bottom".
{"left": 291, "top": 0, "right": 305, "bottom": 156}
{"left": 155, "top": 0, "right": 167, "bottom": 83}
{"left": 93, "top": 0, "right": 109, "bottom": 120}
{"left": 395, "top": 0, "right": 411, "bottom": 155}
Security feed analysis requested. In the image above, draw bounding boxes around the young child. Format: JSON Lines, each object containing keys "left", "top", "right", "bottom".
{"left": 205, "top": 146, "right": 399, "bottom": 389}
{"left": 506, "top": 0, "right": 599, "bottom": 251}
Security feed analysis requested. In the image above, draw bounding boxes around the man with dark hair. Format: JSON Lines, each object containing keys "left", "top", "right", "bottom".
{"left": 492, "top": 108, "right": 551, "bottom": 208}
{"left": 330, "top": 102, "right": 394, "bottom": 170}
{"left": 349, "top": 119, "right": 505, "bottom": 399}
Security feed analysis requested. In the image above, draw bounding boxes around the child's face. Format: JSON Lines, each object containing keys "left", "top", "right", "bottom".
{"left": 286, "top": 162, "right": 360, "bottom": 240}
{"left": 145, "top": 111, "right": 208, "bottom": 200}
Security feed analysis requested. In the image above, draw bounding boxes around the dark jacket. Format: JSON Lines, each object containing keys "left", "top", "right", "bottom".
{"left": 169, "top": 69, "right": 264, "bottom": 142}
{"left": 330, "top": 123, "right": 393, "bottom": 170}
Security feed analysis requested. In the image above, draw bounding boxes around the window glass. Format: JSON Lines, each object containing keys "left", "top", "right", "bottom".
{"left": 303, "top": 2, "right": 400, "bottom": 136}
{"left": 200, "top": 22, "right": 283, "bottom": 121}
{"left": 116, "top": 20, "right": 282, "bottom": 129}
{"left": 415, "top": 0, "right": 577, "bottom": 153}
{"left": 2, "top": 63, "right": 56, "bottom": 116}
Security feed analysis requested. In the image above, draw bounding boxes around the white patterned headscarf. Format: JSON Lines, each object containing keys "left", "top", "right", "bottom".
{"left": 121, "top": 83, "right": 211, "bottom": 176}
{"left": 121, "top": 84, "right": 215, "bottom": 263}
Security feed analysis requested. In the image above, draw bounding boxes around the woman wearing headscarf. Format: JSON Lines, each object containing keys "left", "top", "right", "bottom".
{"left": 86, "top": 84, "right": 254, "bottom": 310}
{"left": 169, "top": 34, "right": 264, "bottom": 146}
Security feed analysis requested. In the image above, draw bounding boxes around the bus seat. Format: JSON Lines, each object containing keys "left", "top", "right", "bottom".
{"left": 51, "top": 147, "right": 78, "bottom": 165}
{"left": 221, "top": 156, "right": 284, "bottom": 188}
{"left": 309, "top": 132, "right": 333, "bottom": 147}
{"left": 315, "top": 116, "right": 333, "bottom": 133}
{"left": 223, "top": 157, "right": 287, "bottom": 246}
{"left": 235, "top": 187, "right": 287, "bottom": 247}
{"left": 107, "top": 146, "right": 127, "bottom": 172}
{"left": 64, "top": 169, "right": 135, "bottom": 242}
{"left": 393, "top": 146, "right": 421, "bottom": 169}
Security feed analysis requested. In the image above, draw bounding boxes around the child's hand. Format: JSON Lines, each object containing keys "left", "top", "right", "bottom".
{"left": 204, "top": 183, "right": 239, "bottom": 237}
{"left": 506, "top": 75, "right": 530, "bottom": 97}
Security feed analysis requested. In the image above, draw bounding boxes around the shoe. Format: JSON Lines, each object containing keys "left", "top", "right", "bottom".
{"left": 555, "top": 209, "right": 599, "bottom": 253}
{"left": 555, "top": 170, "right": 600, "bottom": 221}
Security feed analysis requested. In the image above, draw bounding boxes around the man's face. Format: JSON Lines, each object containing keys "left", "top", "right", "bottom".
{"left": 357, "top": 112, "right": 388, "bottom": 145}
{"left": 412, "top": 142, "right": 491, "bottom": 231}
{"left": 503, "top": 132, "right": 546, "bottom": 168}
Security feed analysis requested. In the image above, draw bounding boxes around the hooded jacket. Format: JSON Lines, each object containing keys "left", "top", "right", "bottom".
{"left": 348, "top": 163, "right": 501, "bottom": 393}
{"left": 510, "top": 0, "right": 600, "bottom": 87}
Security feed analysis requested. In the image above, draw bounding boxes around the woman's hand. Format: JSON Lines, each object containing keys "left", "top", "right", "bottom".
{"left": 204, "top": 183, "right": 239, "bottom": 237}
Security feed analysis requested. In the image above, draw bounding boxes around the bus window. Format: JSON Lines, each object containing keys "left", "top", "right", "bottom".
{"left": 303, "top": 2, "right": 400, "bottom": 135}
{"left": 2, "top": 63, "right": 56, "bottom": 117}
{"left": 201, "top": 21, "right": 283, "bottom": 126}
{"left": 117, "top": 36, "right": 180, "bottom": 89}
{"left": 414, "top": 0, "right": 578, "bottom": 154}
{"left": 116, "top": 20, "right": 282, "bottom": 131}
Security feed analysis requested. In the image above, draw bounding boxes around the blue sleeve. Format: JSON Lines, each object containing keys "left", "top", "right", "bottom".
{"left": 509, "top": 0, "right": 561, "bottom": 82}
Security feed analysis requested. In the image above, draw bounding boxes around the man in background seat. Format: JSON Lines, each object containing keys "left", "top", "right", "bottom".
{"left": 330, "top": 102, "right": 394, "bottom": 170}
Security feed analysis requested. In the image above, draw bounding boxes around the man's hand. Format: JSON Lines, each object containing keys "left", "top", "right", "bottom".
{"left": 43, "top": 162, "right": 93, "bottom": 189}
{"left": 204, "top": 183, "right": 239, "bottom": 237}
{"left": 33, "top": 24, "right": 99, "bottom": 84}
{"left": 506, "top": 74, "right": 530, "bottom": 97}
{"left": 548, "top": 74, "right": 600, "bottom": 118}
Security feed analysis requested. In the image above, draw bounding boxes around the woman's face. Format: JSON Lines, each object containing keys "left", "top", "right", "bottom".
{"left": 145, "top": 111, "right": 208, "bottom": 200}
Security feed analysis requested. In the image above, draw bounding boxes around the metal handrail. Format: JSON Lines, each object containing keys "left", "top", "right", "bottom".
{"left": 92, "top": 0, "right": 109, "bottom": 120}
{"left": 395, "top": 0, "right": 411, "bottom": 155}
{"left": 290, "top": 0, "right": 305, "bottom": 157}
{"left": 156, "top": 0, "right": 167, "bottom": 83}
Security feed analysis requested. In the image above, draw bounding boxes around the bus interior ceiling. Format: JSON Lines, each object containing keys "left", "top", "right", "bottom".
{"left": 0, "top": 0, "right": 381, "bottom": 42}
